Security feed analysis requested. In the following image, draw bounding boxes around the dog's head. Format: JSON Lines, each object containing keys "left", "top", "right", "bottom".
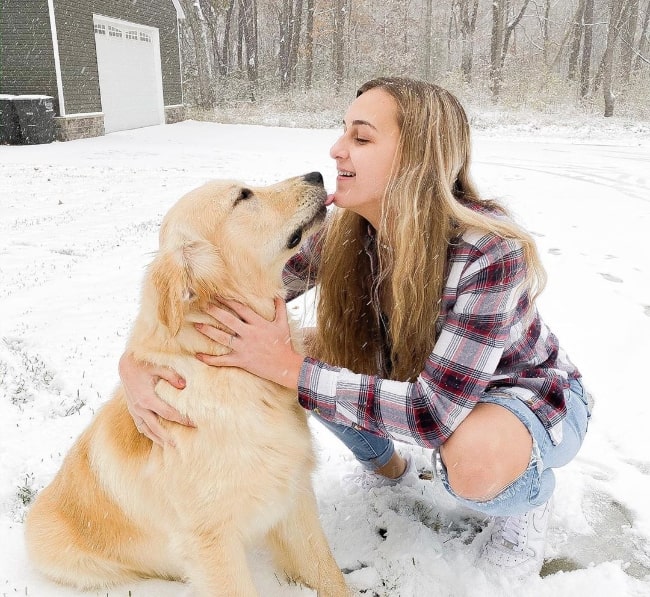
{"left": 148, "top": 172, "right": 327, "bottom": 335}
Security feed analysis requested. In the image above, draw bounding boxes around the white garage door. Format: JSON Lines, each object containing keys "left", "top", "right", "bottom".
{"left": 93, "top": 15, "right": 165, "bottom": 133}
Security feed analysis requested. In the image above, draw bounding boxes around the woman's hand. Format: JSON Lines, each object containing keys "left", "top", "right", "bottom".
{"left": 195, "top": 297, "right": 304, "bottom": 390}
{"left": 118, "top": 352, "right": 192, "bottom": 447}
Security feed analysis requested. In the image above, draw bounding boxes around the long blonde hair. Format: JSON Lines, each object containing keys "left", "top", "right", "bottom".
{"left": 312, "top": 77, "right": 546, "bottom": 381}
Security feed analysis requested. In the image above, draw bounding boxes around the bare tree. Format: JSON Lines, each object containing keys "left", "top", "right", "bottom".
{"left": 620, "top": 0, "right": 640, "bottom": 83}
{"left": 490, "top": 0, "right": 532, "bottom": 99}
{"left": 568, "top": 0, "right": 586, "bottom": 81}
{"left": 421, "top": 0, "right": 433, "bottom": 79}
{"left": 634, "top": 0, "right": 650, "bottom": 70}
{"left": 489, "top": 0, "right": 505, "bottom": 98}
{"left": 332, "top": 0, "right": 347, "bottom": 93}
{"left": 304, "top": 0, "right": 315, "bottom": 88}
{"left": 535, "top": 0, "right": 552, "bottom": 65}
{"left": 220, "top": 0, "right": 237, "bottom": 76}
{"left": 278, "top": 0, "right": 305, "bottom": 90}
{"left": 452, "top": 0, "right": 479, "bottom": 83}
{"left": 239, "top": 0, "right": 258, "bottom": 97}
{"left": 580, "top": 0, "right": 595, "bottom": 97}
{"left": 173, "top": 0, "right": 647, "bottom": 118}
{"left": 601, "top": 0, "right": 627, "bottom": 116}
{"left": 289, "top": 0, "right": 304, "bottom": 87}
{"left": 179, "top": 0, "right": 217, "bottom": 108}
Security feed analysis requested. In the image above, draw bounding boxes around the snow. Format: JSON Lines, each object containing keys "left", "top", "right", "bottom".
{"left": 1, "top": 120, "right": 649, "bottom": 596}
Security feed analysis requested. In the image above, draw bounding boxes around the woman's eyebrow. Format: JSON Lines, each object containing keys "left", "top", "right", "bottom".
{"left": 342, "top": 119, "right": 378, "bottom": 130}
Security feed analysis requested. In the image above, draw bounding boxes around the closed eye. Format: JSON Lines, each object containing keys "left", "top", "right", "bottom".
{"left": 234, "top": 187, "right": 253, "bottom": 206}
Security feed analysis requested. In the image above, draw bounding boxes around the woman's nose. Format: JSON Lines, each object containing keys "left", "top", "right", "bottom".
{"left": 329, "top": 135, "right": 347, "bottom": 160}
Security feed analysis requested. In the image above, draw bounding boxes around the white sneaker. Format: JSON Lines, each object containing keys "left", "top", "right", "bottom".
{"left": 479, "top": 499, "right": 552, "bottom": 578}
{"left": 343, "top": 454, "right": 418, "bottom": 492}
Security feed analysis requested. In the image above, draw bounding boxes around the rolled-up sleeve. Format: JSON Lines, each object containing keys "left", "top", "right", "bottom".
{"left": 297, "top": 232, "right": 527, "bottom": 449}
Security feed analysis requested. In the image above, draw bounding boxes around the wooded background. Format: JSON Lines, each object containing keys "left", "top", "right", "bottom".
{"left": 177, "top": 0, "right": 650, "bottom": 123}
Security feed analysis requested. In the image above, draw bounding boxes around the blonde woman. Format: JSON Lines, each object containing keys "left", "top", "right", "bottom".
{"left": 120, "top": 77, "right": 592, "bottom": 579}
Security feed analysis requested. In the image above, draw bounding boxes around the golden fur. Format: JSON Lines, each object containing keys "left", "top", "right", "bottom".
{"left": 24, "top": 174, "right": 350, "bottom": 597}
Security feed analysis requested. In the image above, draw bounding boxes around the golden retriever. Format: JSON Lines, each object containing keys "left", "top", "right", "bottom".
{"left": 24, "top": 172, "right": 350, "bottom": 597}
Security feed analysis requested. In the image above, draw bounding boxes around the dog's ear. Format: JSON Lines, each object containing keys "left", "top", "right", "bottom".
{"left": 149, "top": 240, "right": 222, "bottom": 335}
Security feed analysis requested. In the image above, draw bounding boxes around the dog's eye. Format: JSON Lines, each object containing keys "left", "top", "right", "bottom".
{"left": 286, "top": 229, "right": 302, "bottom": 249}
{"left": 234, "top": 188, "right": 253, "bottom": 205}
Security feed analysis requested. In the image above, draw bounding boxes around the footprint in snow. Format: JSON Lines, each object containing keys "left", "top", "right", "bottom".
{"left": 599, "top": 272, "right": 623, "bottom": 283}
{"left": 543, "top": 490, "right": 650, "bottom": 580}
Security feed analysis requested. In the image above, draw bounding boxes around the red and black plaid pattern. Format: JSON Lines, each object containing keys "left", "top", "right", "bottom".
{"left": 285, "top": 222, "right": 580, "bottom": 449}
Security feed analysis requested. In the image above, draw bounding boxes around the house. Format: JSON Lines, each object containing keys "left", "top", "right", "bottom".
{"left": 0, "top": 0, "right": 185, "bottom": 141}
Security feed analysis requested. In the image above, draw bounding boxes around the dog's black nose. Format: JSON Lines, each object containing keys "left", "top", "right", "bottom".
{"left": 303, "top": 171, "right": 324, "bottom": 186}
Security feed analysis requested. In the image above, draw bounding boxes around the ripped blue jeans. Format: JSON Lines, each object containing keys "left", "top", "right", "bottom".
{"left": 313, "top": 378, "right": 590, "bottom": 517}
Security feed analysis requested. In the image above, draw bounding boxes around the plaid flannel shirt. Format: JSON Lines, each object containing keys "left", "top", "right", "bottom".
{"left": 283, "top": 221, "right": 581, "bottom": 449}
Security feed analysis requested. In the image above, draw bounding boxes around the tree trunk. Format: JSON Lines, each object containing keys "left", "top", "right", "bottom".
{"left": 278, "top": 0, "right": 303, "bottom": 90}
{"left": 220, "top": 0, "right": 237, "bottom": 76}
{"left": 239, "top": 0, "right": 258, "bottom": 97}
{"left": 236, "top": 2, "right": 243, "bottom": 71}
{"left": 620, "top": 0, "right": 640, "bottom": 83}
{"left": 602, "top": 0, "right": 626, "bottom": 116}
{"left": 489, "top": 0, "right": 530, "bottom": 99}
{"left": 179, "top": 0, "right": 216, "bottom": 108}
{"left": 279, "top": 0, "right": 291, "bottom": 90}
{"left": 457, "top": 0, "right": 479, "bottom": 83}
{"left": 421, "top": 0, "right": 432, "bottom": 78}
{"left": 304, "top": 0, "right": 315, "bottom": 88}
{"left": 489, "top": 0, "right": 505, "bottom": 99}
{"left": 288, "top": 0, "right": 304, "bottom": 88}
{"left": 541, "top": 0, "right": 551, "bottom": 64}
{"left": 333, "top": 0, "right": 346, "bottom": 93}
{"left": 634, "top": 0, "right": 650, "bottom": 70}
{"left": 568, "top": 0, "right": 586, "bottom": 81}
{"left": 580, "top": 0, "right": 594, "bottom": 97}
{"left": 500, "top": 0, "right": 532, "bottom": 70}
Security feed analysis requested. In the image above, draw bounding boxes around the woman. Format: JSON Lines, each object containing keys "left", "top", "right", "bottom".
{"left": 120, "top": 77, "right": 592, "bottom": 579}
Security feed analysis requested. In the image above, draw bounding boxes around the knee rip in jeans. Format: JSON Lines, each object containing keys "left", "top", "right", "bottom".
{"left": 448, "top": 438, "right": 541, "bottom": 505}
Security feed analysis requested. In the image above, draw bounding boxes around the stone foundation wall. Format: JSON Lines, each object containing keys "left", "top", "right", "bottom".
{"left": 54, "top": 105, "right": 185, "bottom": 142}
{"left": 165, "top": 104, "right": 186, "bottom": 124}
{"left": 54, "top": 112, "right": 104, "bottom": 141}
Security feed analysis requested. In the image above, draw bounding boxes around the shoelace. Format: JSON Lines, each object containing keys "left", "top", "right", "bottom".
{"left": 494, "top": 512, "right": 530, "bottom": 552}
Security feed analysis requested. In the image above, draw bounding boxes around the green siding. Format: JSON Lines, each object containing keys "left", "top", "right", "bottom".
{"left": 0, "top": 0, "right": 59, "bottom": 110}
{"left": 0, "top": 0, "right": 182, "bottom": 116}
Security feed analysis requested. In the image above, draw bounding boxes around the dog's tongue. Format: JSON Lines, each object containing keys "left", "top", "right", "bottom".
{"left": 325, "top": 194, "right": 335, "bottom": 206}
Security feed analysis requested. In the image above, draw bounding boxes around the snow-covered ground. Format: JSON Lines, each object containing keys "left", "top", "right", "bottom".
{"left": 1, "top": 120, "right": 649, "bottom": 596}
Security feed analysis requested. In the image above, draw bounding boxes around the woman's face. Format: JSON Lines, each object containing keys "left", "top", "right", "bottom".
{"left": 329, "top": 87, "right": 400, "bottom": 227}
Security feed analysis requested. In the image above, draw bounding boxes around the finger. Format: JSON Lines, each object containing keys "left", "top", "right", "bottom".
{"left": 142, "top": 414, "right": 177, "bottom": 448}
{"left": 205, "top": 304, "right": 245, "bottom": 333}
{"left": 154, "top": 399, "right": 196, "bottom": 428}
{"left": 273, "top": 297, "right": 289, "bottom": 325}
{"left": 136, "top": 417, "right": 165, "bottom": 447}
{"left": 195, "top": 323, "right": 233, "bottom": 348}
{"left": 147, "top": 364, "right": 185, "bottom": 390}
{"left": 221, "top": 298, "right": 272, "bottom": 328}
{"left": 223, "top": 299, "right": 257, "bottom": 321}
{"left": 197, "top": 353, "right": 239, "bottom": 368}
